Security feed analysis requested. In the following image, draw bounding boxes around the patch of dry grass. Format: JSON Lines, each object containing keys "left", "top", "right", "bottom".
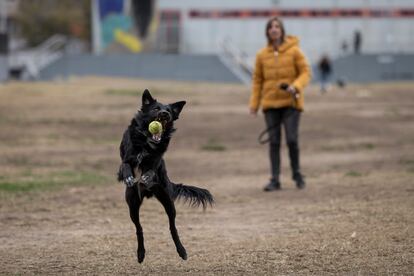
{"left": 0, "top": 78, "right": 413, "bottom": 275}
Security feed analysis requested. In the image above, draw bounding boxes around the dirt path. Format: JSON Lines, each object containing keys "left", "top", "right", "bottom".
{"left": 0, "top": 78, "right": 413, "bottom": 275}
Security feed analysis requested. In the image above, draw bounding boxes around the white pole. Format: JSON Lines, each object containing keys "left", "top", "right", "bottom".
{"left": 0, "top": 0, "right": 8, "bottom": 33}
{"left": 91, "top": 0, "right": 102, "bottom": 55}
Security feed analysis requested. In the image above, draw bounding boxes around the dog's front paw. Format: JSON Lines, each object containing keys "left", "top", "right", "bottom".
{"left": 140, "top": 170, "right": 156, "bottom": 188}
{"left": 124, "top": 176, "right": 135, "bottom": 187}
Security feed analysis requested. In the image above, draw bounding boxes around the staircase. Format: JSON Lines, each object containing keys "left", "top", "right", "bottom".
{"left": 218, "top": 37, "right": 253, "bottom": 85}
{"left": 8, "top": 34, "right": 67, "bottom": 80}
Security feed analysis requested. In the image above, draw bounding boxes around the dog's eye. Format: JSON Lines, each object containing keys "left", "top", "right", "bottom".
{"left": 153, "top": 107, "right": 160, "bottom": 111}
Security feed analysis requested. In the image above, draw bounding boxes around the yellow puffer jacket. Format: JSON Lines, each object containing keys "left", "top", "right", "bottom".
{"left": 249, "top": 35, "right": 312, "bottom": 112}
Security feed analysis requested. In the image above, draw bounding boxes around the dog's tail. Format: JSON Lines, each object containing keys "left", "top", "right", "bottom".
{"left": 172, "top": 183, "right": 214, "bottom": 209}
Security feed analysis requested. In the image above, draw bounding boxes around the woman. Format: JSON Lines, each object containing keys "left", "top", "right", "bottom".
{"left": 249, "top": 17, "right": 311, "bottom": 191}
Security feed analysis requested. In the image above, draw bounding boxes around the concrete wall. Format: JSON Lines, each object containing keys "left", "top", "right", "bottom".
{"left": 0, "top": 56, "right": 7, "bottom": 81}
{"left": 330, "top": 53, "right": 414, "bottom": 83}
{"left": 38, "top": 53, "right": 241, "bottom": 83}
{"left": 38, "top": 52, "right": 414, "bottom": 84}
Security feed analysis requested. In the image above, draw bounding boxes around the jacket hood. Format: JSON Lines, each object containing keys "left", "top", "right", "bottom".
{"left": 268, "top": 35, "right": 299, "bottom": 52}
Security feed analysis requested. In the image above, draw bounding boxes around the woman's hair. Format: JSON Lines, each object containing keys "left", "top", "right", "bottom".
{"left": 265, "top": 17, "right": 285, "bottom": 44}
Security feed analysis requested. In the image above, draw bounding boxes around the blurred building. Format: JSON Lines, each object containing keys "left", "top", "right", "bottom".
{"left": 2, "top": 0, "right": 413, "bottom": 83}
{"left": 88, "top": 0, "right": 414, "bottom": 83}
{"left": 156, "top": 0, "right": 414, "bottom": 64}
{"left": 0, "top": 0, "right": 20, "bottom": 81}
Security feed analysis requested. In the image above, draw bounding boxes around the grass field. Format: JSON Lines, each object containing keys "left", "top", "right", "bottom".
{"left": 0, "top": 78, "right": 413, "bottom": 275}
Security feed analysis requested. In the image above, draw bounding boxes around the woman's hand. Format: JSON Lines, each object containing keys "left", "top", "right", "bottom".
{"left": 287, "top": 85, "right": 299, "bottom": 99}
{"left": 250, "top": 108, "right": 258, "bottom": 117}
{"left": 286, "top": 85, "right": 296, "bottom": 94}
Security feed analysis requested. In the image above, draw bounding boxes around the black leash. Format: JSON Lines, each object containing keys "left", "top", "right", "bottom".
{"left": 257, "top": 83, "right": 298, "bottom": 145}
{"left": 258, "top": 124, "right": 278, "bottom": 144}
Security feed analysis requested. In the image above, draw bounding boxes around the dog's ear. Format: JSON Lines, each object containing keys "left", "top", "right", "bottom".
{"left": 142, "top": 89, "right": 156, "bottom": 107}
{"left": 170, "top": 101, "right": 186, "bottom": 120}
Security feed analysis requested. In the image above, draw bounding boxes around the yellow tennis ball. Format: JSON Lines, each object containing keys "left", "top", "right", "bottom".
{"left": 148, "top": 121, "right": 162, "bottom": 134}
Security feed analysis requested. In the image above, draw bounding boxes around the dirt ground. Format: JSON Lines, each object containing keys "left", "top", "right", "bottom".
{"left": 0, "top": 78, "right": 413, "bottom": 275}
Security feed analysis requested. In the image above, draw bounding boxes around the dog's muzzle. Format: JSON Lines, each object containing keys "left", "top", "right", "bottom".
{"left": 157, "top": 110, "right": 171, "bottom": 123}
{"left": 149, "top": 110, "right": 171, "bottom": 144}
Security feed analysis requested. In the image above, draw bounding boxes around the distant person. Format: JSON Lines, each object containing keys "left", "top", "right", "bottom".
{"left": 318, "top": 55, "right": 332, "bottom": 93}
{"left": 354, "top": 30, "right": 362, "bottom": 54}
{"left": 249, "top": 17, "right": 311, "bottom": 191}
{"left": 341, "top": 40, "right": 349, "bottom": 55}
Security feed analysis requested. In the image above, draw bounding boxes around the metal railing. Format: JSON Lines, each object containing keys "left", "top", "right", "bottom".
{"left": 8, "top": 34, "right": 67, "bottom": 80}
{"left": 218, "top": 36, "right": 253, "bottom": 85}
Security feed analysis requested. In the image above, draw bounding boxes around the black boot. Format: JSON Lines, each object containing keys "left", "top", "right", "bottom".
{"left": 293, "top": 173, "right": 305, "bottom": 189}
{"left": 266, "top": 142, "right": 281, "bottom": 192}
{"left": 288, "top": 142, "right": 305, "bottom": 189}
{"left": 264, "top": 178, "right": 281, "bottom": 191}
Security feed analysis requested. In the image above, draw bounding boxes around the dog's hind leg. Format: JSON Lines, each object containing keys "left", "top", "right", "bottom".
{"left": 125, "top": 185, "right": 145, "bottom": 263}
{"left": 154, "top": 188, "right": 187, "bottom": 260}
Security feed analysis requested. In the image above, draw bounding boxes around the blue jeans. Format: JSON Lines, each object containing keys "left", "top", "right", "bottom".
{"left": 264, "top": 107, "right": 301, "bottom": 182}
{"left": 320, "top": 73, "right": 330, "bottom": 92}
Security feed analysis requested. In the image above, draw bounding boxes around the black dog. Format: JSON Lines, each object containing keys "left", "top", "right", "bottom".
{"left": 117, "top": 89, "right": 214, "bottom": 263}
